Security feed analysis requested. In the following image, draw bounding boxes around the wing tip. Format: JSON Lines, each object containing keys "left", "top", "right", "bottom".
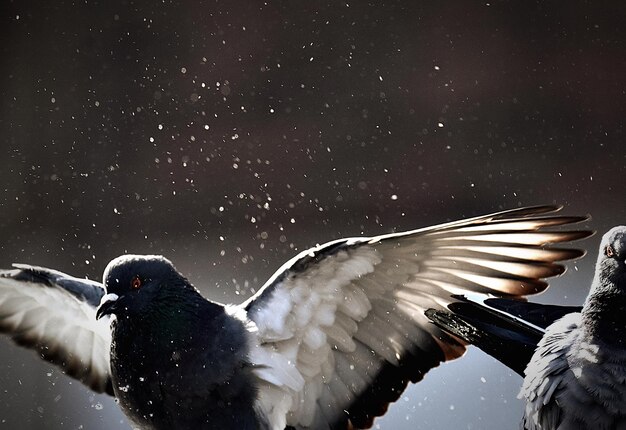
{"left": 496, "top": 204, "right": 562, "bottom": 218}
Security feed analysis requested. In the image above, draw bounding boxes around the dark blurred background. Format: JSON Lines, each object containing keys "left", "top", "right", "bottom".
{"left": 0, "top": 0, "right": 624, "bottom": 428}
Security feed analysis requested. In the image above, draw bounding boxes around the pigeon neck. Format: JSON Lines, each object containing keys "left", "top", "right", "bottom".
{"left": 148, "top": 287, "right": 223, "bottom": 324}
{"left": 115, "top": 283, "right": 226, "bottom": 339}
{"left": 582, "top": 281, "right": 626, "bottom": 346}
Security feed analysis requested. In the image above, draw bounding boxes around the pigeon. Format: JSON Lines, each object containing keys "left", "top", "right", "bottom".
{"left": 0, "top": 205, "right": 591, "bottom": 429}
{"left": 427, "top": 226, "right": 626, "bottom": 430}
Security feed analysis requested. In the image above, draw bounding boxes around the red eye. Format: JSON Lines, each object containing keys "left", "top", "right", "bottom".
{"left": 131, "top": 276, "right": 142, "bottom": 290}
{"left": 605, "top": 245, "right": 615, "bottom": 258}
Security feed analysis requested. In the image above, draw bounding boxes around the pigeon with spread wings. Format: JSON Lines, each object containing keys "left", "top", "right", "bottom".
{"left": 0, "top": 206, "right": 590, "bottom": 429}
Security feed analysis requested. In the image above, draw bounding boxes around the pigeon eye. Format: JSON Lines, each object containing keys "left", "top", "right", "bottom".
{"left": 131, "top": 276, "right": 142, "bottom": 290}
{"left": 605, "top": 245, "right": 615, "bottom": 258}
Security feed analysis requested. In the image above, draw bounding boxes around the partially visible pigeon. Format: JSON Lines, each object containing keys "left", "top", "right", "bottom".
{"left": 0, "top": 206, "right": 591, "bottom": 429}
{"left": 427, "top": 226, "right": 626, "bottom": 430}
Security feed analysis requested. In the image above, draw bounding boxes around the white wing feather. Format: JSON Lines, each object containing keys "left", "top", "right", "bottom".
{"left": 0, "top": 270, "right": 111, "bottom": 393}
{"left": 244, "top": 206, "right": 589, "bottom": 429}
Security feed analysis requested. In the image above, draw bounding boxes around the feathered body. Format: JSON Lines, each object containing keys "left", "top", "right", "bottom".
{"left": 521, "top": 226, "right": 626, "bottom": 430}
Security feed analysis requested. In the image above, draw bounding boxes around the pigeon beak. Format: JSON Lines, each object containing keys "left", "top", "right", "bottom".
{"left": 96, "top": 293, "right": 120, "bottom": 320}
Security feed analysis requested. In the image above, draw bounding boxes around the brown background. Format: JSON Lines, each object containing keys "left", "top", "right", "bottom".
{"left": 0, "top": 1, "right": 624, "bottom": 428}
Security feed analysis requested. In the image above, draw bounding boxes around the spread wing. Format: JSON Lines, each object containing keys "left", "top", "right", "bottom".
{"left": 242, "top": 205, "right": 591, "bottom": 429}
{"left": 0, "top": 264, "right": 112, "bottom": 394}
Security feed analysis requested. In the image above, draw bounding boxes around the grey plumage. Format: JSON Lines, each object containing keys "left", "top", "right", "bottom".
{"left": 520, "top": 226, "right": 626, "bottom": 430}
{"left": 97, "top": 255, "right": 264, "bottom": 429}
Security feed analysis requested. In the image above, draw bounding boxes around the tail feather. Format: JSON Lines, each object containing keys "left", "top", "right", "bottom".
{"left": 426, "top": 295, "right": 581, "bottom": 376}
{"left": 476, "top": 297, "right": 581, "bottom": 330}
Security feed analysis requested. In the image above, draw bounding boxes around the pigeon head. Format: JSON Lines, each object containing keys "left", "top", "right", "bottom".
{"left": 594, "top": 226, "right": 626, "bottom": 289}
{"left": 95, "top": 254, "right": 189, "bottom": 320}
{"left": 581, "top": 226, "right": 626, "bottom": 343}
